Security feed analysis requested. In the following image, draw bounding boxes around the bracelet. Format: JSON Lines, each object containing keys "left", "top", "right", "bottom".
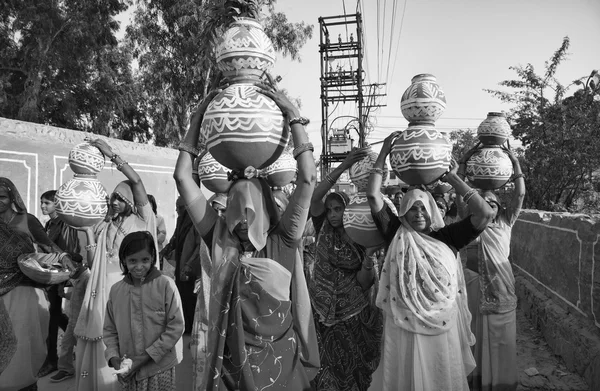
{"left": 439, "top": 169, "right": 450, "bottom": 181}
{"left": 178, "top": 142, "right": 200, "bottom": 157}
{"left": 84, "top": 243, "right": 98, "bottom": 251}
{"left": 512, "top": 173, "right": 525, "bottom": 180}
{"left": 289, "top": 116, "right": 310, "bottom": 126}
{"left": 370, "top": 167, "right": 384, "bottom": 175}
{"left": 116, "top": 161, "right": 128, "bottom": 171}
{"left": 325, "top": 173, "right": 336, "bottom": 186}
{"left": 293, "top": 142, "right": 314, "bottom": 159}
{"left": 462, "top": 188, "right": 478, "bottom": 204}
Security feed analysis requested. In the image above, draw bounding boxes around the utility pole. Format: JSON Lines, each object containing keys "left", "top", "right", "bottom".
{"left": 318, "top": 13, "right": 386, "bottom": 180}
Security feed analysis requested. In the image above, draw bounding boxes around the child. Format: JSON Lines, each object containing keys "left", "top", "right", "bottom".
{"left": 103, "top": 231, "right": 184, "bottom": 390}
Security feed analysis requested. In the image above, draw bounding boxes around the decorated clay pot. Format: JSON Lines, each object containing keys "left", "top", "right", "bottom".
{"left": 56, "top": 143, "right": 108, "bottom": 227}
{"left": 200, "top": 83, "right": 287, "bottom": 171}
{"left": 215, "top": 18, "right": 276, "bottom": 83}
{"left": 197, "top": 152, "right": 232, "bottom": 194}
{"left": 389, "top": 126, "right": 452, "bottom": 185}
{"left": 55, "top": 178, "right": 109, "bottom": 227}
{"left": 263, "top": 149, "right": 297, "bottom": 187}
{"left": 427, "top": 180, "right": 452, "bottom": 194}
{"left": 477, "top": 112, "right": 511, "bottom": 146}
{"left": 343, "top": 192, "right": 397, "bottom": 248}
{"left": 466, "top": 146, "right": 513, "bottom": 190}
{"left": 68, "top": 142, "right": 106, "bottom": 175}
{"left": 401, "top": 74, "right": 447, "bottom": 125}
{"left": 349, "top": 148, "right": 388, "bottom": 192}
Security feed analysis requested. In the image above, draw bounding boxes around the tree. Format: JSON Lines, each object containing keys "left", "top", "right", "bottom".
{"left": 0, "top": 0, "right": 141, "bottom": 136}
{"left": 126, "top": 0, "right": 313, "bottom": 147}
{"left": 449, "top": 128, "right": 478, "bottom": 161}
{"left": 486, "top": 36, "right": 600, "bottom": 211}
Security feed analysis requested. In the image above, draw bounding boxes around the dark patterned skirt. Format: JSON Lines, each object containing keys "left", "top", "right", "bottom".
{"left": 123, "top": 367, "right": 176, "bottom": 391}
{"left": 312, "top": 303, "right": 383, "bottom": 391}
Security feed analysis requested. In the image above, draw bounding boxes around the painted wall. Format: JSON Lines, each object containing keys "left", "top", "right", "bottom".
{"left": 0, "top": 117, "right": 209, "bottom": 241}
{"left": 511, "top": 210, "right": 600, "bottom": 328}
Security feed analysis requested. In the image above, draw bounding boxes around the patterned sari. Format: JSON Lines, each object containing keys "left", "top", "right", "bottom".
{"left": 309, "top": 213, "right": 383, "bottom": 391}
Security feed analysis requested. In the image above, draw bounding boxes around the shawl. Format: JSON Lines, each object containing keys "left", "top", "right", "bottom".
{"left": 376, "top": 189, "right": 471, "bottom": 336}
{"left": 0, "top": 298, "right": 17, "bottom": 374}
{"left": 310, "top": 213, "right": 369, "bottom": 326}
{"left": 203, "top": 179, "right": 319, "bottom": 388}
{"left": 477, "top": 210, "right": 517, "bottom": 314}
{"left": 0, "top": 178, "right": 35, "bottom": 296}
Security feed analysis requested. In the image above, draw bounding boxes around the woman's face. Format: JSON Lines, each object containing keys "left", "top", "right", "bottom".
{"left": 0, "top": 187, "right": 12, "bottom": 214}
{"left": 110, "top": 193, "right": 128, "bottom": 215}
{"left": 125, "top": 248, "right": 153, "bottom": 281}
{"left": 325, "top": 198, "right": 345, "bottom": 229}
{"left": 404, "top": 200, "right": 431, "bottom": 232}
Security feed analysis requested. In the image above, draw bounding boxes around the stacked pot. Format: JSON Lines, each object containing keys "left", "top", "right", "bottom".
{"left": 465, "top": 112, "right": 513, "bottom": 190}
{"left": 55, "top": 143, "right": 109, "bottom": 227}
{"left": 389, "top": 74, "right": 453, "bottom": 186}
{"left": 199, "top": 18, "right": 289, "bottom": 177}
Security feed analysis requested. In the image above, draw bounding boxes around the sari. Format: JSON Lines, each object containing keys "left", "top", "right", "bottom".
{"left": 469, "top": 207, "right": 518, "bottom": 391}
{"left": 187, "top": 179, "right": 319, "bottom": 390}
{"left": 309, "top": 197, "right": 383, "bottom": 391}
{"left": 0, "top": 178, "right": 49, "bottom": 391}
{"left": 376, "top": 189, "right": 475, "bottom": 391}
{"left": 74, "top": 181, "right": 157, "bottom": 391}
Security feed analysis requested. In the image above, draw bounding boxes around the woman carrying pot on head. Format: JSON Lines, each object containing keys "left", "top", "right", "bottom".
{"left": 173, "top": 80, "right": 319, "bottom": 390}
{"left": 457, "top": 146, "right": 525, "bottom": 391}
{"left": 74, "top": 139, "right": 158, "bottom": 391}
{"left": 0, "top": 178, "right": 61, "bottom": 390}
{"left": 308, "top": 148, "right": 384, "bottom": 390}
{"left": 366, "top": 132, "right": 495, "bottom": 391}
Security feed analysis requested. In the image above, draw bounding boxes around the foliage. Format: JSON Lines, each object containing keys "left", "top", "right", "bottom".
{"left": 0, "top": 0, "right": 148, "bottom": 138}
{"left": 0, "top": 0, "right": 312, "bottom": 146}
{"left": 485, "top": 36, "right": 600, "bottom": 211}
{"left": 126, "top": 0, "right": 313, "bottom": 147}
{"left": 449, "top": 128, "right": 478, "bottom": 160}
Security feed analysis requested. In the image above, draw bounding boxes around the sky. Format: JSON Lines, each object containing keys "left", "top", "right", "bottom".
{"left": 267, "top": 0, "right": 600, "bottom": 157}
{"left": 116, "top": 0, "right": 600, "bottom": 158}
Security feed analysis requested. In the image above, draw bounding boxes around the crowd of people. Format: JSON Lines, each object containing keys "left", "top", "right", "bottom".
{"left": 0, "top": 81, "right": 525, "bottom": 391}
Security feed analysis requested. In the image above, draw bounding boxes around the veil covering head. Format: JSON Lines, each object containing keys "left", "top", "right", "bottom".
{"left": 0, "top": 178, "right": 27, "bottom": 214}
{"left": 482, "top": 190, "right": 501, "bottom": 208}
{"left": 324, "top": 191, "right": 349, "bottom": 208}
{"left": 397, "top": 189, "right": 445, "bottom": 231}
{"left": 113, "top": 180, "right": 135, "bottom": 209}
{"left": 226, "top": 179, "right": 278, "bottom": 251}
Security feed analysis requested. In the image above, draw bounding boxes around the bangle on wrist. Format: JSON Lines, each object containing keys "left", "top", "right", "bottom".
{"left": 512, "top": 173, "right": 525, "bottom": 180}
{"left": 325, "top": 173, "right": 336, "bottom": 186}
{"left": 462, "top": 188, "right": 478, "bottom": 204}
{"left": 116, "top": 160, "right": 128, "bottom": 171}
{"left": 293, "top": 142, "right": 314, "bottom": 159}
{"left": 289, "top": 116, "right": 310, "bottom": 126}
{"left": 84, "top": 243, "right": 98, "bottom": 251}
{"left": 370, "top": 167, "right": 384, "bottom": 176}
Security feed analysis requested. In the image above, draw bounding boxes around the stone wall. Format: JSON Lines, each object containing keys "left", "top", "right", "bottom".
{"left": 0, "top": 117, "right": 210, "bottom": 240}
{"left": 512, "top": 210, "right": 600, "bottom": 388}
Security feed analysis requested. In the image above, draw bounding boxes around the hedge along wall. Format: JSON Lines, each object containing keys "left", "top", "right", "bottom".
{"left": 0, "top": 117, "right": 211, "bottom": 242}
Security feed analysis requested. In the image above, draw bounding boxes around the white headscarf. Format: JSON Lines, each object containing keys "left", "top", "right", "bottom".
{"left": 377, "top": 189, "right": 463, "bottom": 334}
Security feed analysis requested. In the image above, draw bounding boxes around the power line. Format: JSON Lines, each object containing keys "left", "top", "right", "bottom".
{"left": 388, "top": 0, "right": 407, "bottom": 86}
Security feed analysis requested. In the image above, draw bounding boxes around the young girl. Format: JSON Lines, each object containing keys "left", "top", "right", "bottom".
{"left": 103, "top": 231, "right": 184, "bottom": 390}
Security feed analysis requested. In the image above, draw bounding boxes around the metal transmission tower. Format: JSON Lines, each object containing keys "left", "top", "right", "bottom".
{"left": 318, "top": 13, "right": 386, "bottom": 180}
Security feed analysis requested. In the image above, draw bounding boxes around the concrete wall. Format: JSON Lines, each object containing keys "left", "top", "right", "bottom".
{"left": 0, "top": 117, "right": 207, "bottom": 240}
{"left": 511, "top": 210, "right": 600, "bottom": 389}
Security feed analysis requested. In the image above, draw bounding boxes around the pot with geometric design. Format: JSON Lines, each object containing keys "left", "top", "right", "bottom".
{"left": 262, "top": 148, "right": 297, "bottom": 188}
{"left": 465, "top": 146, "right": 513, "bottom": 190}
{"left": 477, "top": 112, "right": 511, "bottom": 146}
{"left": 343, "top": 192, "right": 397, "bottom": 248}
{"left": 55, "top": 143, "right": 109, "bottom": 227}
{"left": 401, "top": 74, "right": 447, "bottom": 125}
{"left": 389, "top": 126, "right": 452, "bottom": 185}
{"left": 349, "top": 148, "right": 388, "bottom": 192}
{"left": 197, "top": 152, "right": 232, "bottom": 194}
